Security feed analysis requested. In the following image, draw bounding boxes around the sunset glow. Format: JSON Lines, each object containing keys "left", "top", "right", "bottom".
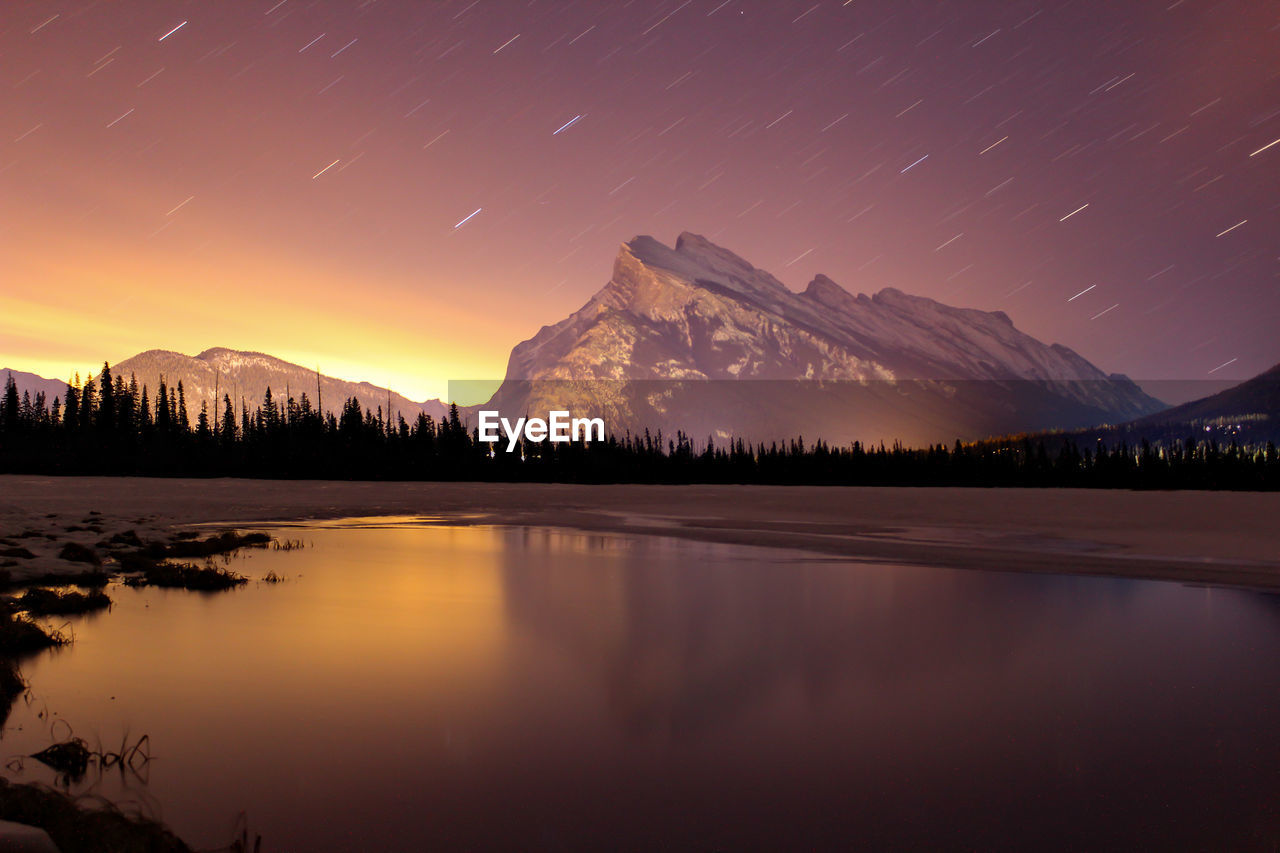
{"left": 4, "top": 0, "right": 1276, "bottom": 400}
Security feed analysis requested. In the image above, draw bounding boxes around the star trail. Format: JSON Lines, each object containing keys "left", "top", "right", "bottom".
{"left": 2, "top": 0, "right": 1276, "bottom": 402}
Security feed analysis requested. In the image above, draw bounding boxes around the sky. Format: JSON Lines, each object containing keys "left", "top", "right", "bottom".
{"left": 2, "top": 0, "right": 1277, "bottom": 403}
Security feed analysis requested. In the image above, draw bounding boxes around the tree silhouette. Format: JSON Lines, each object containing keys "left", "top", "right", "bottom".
{"left": 0, "top": 369, "right": 1275, "bottom": 488}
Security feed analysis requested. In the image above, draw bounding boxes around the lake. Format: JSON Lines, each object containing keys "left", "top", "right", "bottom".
{"left": 3, "top": 520, "right": 1278, "bottom": 850}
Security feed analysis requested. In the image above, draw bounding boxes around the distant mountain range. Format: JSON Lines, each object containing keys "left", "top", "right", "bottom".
{"left": 3, "top": 351, "right": 447, "bottom": 423}
{"left": 1070, "top": 360, "right": 1280, "bottom": 445}
{"left": 6, "top": 232, "right": 1276, "bottom": 445}
{"left": 0, "top": 369, "right": 66, "bottom": 407}
{"left": 483, "top": 232, "right": 1164, "bottom": 445}
{"left": 1132, "top": 362, "right": 1280, "bottom": 428}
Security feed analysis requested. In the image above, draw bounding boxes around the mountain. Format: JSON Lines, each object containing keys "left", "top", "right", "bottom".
{"left": 482, "top": 232, "right": 1165, "bottom": 446}
{"left": 107, "top": 348, "right": 448, "bottom": 423}
{"left": 1022, "top": 362, "right": 1280, "bottom": 447}
{"left": 1095, "top": 361, "right": 1280, "bottom": 445}
{"left": 1132, "top": 362, "right": 1280, "bottom": 426}
{"left": 1, "top": 369, "right": 67, "bottom": 406}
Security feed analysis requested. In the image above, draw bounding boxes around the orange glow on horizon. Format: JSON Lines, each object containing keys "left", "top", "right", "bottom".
{"left": 3, "top": 220, "right": 524, "bottom": 404}
{"left": 4, "top": 0, "right": 1274, "bottom": 396}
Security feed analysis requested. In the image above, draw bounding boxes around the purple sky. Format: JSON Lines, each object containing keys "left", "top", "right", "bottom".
{"left": 3, "top": 0, "right": 1277, "bottom": 401}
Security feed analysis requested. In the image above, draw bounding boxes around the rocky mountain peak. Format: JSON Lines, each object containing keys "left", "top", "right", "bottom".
{"left": 624, "top": 232, "right": 791, "bottom": 301}
{"left": 871, "top": 286, "right": 914, "bottom": 305}
{"left": 489, "top": 231, "right": 1166, "bottom": 444}
{"left": 803, "top": 274, "right": 859, "bottom": 310}
{"left": 673, "top": 231, "right": 755, "bottom": 275}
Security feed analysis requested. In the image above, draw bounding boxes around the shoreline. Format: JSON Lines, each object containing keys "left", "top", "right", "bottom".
{"left": 2, "top": 475, "right": 1278, "bottom": 592}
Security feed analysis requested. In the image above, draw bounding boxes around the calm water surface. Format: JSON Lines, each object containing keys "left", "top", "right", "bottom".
{"left": 2, "top": 521, "right": 1278, "bottom": 851}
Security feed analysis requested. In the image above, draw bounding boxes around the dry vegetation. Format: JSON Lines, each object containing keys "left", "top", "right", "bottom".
{"left": 0, "top": 519, "right": 279, "bottom": 849}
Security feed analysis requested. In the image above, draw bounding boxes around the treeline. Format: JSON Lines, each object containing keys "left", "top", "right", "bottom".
{"left": 2, "top": 365, "right": 1277, "bottom": 489}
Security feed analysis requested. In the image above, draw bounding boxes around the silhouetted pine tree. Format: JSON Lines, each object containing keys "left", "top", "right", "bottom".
{"left": 97, "top": 363, "right": 115, "bottom": 434}
{"left": 176, "top": 382, "right": 190, "bottom": 434}
{"left": 1, "top": 374, "right": 18, "bottom": 434}
{"left": 155, "top": 379, "right": 170, "bottom": 434}
{"left": 0, "top": 368, "right": 1275, "bottom": 488}
{"left": 220, "top": 394, "right": 237, "bottom": 445}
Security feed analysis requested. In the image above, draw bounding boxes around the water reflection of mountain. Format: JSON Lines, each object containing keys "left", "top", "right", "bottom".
{"left": 493, "top": 529, "right": 1280, "bottom": 849}
{"left": 496, "top": 527, "right": 1127, "bottom": 738}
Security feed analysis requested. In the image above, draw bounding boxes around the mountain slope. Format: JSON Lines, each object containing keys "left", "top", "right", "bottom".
{"left": 1132, "top": 362, "right": 1280, "bottom": 426}
{"left": 1024, "top": 362, "right": 1280, "bottom": 447}
{"left": 485, "top": 232, "right": 1164, "bottom": 445}
{"left": 1100, "top": 361, "right": 1280, "bottom": 444}
{"left": 1, "top": 369, "right": 67, "bottom": 406}
{"left": 109, "top": 348, "right": 447, "bottom": 423}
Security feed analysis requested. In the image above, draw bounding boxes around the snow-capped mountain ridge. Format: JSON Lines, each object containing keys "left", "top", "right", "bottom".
{"left": 488, "top": 232, "right": 1163, "bottom": 444}
{"left": 109, "top": 348, "right": 447, "bottom": 422}
{"left": 509, "top": 231, "right": 1148, "bottom": 385}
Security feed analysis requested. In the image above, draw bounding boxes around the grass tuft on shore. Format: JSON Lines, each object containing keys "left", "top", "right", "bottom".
{"left": 0, "top": 611, "right": 69, "bottom": 656}
{"left": 0, "top": 778, "right": 191, "bottom": 853}
{"left": 13, "top": 587, "right": 111, "bottom": 617}
{"left": 0, "top": 568, "right": 110, "bottom": 593}
{"left": 29, "top": 731, "right": 152, "bottom": 780}
{"left": 123, "top": 562, "right": 247, "bottom": 592}
{"left": 31, "top": 738, "right": 93, "bottom": 780}
{"left": 157, "top": 531, "right": 271, "bottom": 559}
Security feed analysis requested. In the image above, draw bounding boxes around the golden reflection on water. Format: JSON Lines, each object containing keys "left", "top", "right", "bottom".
{"left": 4, "top": 525, "right": 523, "bottom": 847}
{"left": 0, "top": 523, "right": 1276, "bottom": 852}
